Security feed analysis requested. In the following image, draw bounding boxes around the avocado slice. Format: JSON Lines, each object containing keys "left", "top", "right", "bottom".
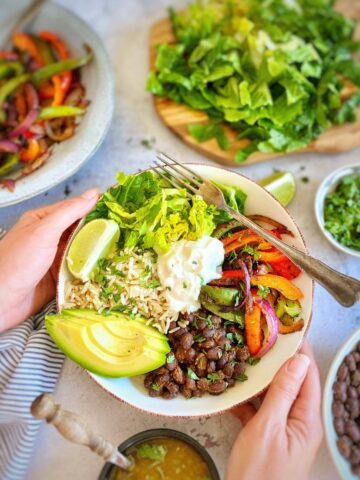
{"left": 46, "top": 309, "right": 170, "bottom": 378}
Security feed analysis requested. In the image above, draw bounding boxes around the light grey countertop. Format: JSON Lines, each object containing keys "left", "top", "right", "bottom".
{"left": 0, "top": 1, "right": 359, "bottom": 479}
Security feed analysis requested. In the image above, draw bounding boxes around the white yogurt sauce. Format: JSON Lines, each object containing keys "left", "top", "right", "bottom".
{"left": 157, "top": 235, "right": 225, "bottom": 313}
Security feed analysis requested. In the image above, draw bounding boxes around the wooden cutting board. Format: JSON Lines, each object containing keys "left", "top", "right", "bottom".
{"left": 149, "top": 1, "right": 360, "bottom": 166}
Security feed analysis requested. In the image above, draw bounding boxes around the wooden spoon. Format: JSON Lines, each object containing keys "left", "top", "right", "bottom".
{"left": 149, "top": 0, "right": 360, "bottom": 166}
{"left": 31, "top": 393, "right": 132, "bottom": 471}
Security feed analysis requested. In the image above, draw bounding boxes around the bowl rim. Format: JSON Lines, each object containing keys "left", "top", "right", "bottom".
{"left": 314, "top": 163, "right": 360, "bottom": 258}
{"left": 98, "top": 428, "right": 220, "bottom": 480}
{"left": 323, "top": 326, "right": 360, "bottom": 480}
{"left": 57, "top": 162, "right": 314, "bottom": 418}
{"left": 0, "top": 1, "right": 115, "bottom": 208}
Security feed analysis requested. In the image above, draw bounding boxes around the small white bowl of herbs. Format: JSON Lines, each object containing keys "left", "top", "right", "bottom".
{"left": 315, "top": 165, "right": 360, "bottom": 258}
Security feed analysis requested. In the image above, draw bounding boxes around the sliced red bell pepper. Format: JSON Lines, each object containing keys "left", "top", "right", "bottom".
{"left": 39, "top": 31, "right": 72, "bottom": 105}
{"left": 221, "top": 270, "right": 244, "bottom": 279}
{"left": 251, "top": 274, "right": 303, "bottom": 300}
{"left": 245, "top": 304, "right": 262, "bottom": 355}
{"left": 271, "top": 258, "right": 301, "bottom": 280}
{"left": 11, "top": 33, "right": 44, "bottom": 68}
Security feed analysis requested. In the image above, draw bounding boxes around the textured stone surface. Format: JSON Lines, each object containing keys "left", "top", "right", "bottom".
{"left": 0, "top": 1, "right": 359, "bottom": 479}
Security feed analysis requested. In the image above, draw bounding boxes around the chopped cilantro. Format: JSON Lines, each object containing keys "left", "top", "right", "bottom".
{"left": 207, "top": 372, "right": 220, "bottom": 382}
{"left": 301, "top": 176, "right": 309, "bottom": 183}
{"left": 194, "top": 334, "right": 206, "bottom": 343}
{"left": 136, "top": 443, "right": 167, "bottom": 462}
{"left": 226, "top": 332, "right": 234, "bottom": 342}
{"left": 166, "top": 353, "right": 175, "bottom": 363}
{"left": 236, "top": 373, "right": 248, "bottom": 382}
{"left": 187, "top": 367, "right": 199, "bottom": 380}
{"left": 324, "top": 174, "right": 360, "bottom": 251}
{"left": 241, "top": 244, "right": 260, "bottom": 260}
{"left": 151, "top": 383, "right": 161, "bottom": 391}
{"left": 183, "top": 281, "right": 188, "bottom": 289}
{"left": 228, "top": 251, "right": 237, "bottom": 265}
{"left": 247, "top": 357, "right": 261, "bottom": 366}
{"left": 257, "top": 284, "right": 270, "bottom": 298}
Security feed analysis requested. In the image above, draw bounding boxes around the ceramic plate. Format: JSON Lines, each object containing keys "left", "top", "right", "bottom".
{"left": 57, "top": 164, "right": 313, "bottom": 417}
{"left": 0, "top": 1, "right": 114, "bottom": 208}
{"left": 323, "top": 328, "right": 360, "bottom": 480}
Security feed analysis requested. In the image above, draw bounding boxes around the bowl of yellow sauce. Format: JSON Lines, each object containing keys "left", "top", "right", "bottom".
{"left": 99, "top": 429, "right": 220, "bottom": 480}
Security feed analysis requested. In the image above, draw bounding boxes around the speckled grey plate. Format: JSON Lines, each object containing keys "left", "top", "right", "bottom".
{"left": 0, "top": 1, "right": 114, "bottom": 208}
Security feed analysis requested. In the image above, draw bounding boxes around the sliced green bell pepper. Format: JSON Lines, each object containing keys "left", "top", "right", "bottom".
{"left": 0, "top": 73, "right": 31, "bottom": 122}
{"left": 32, "top": 48, "right": 93, "bottom": 86}
{"left": 200, "top": 296, "right": 244, "bottom": 325}
{"left": 38, "top": 106, "right": 86, "bottom": 120}
{"left": 201, "top": 285, "right": 239, "bottom": 306}
{"left": 0, "top": 62, "right": 24, "bottom": 79}
{"left": 0, "top": 153, "right": 19, "bottom": 177}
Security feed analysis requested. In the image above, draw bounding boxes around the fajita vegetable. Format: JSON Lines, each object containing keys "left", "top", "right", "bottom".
{"left": 0, "top": 31, "right": 92, "bottom": 191}
{"left": 148, "top": 0, "right": 360, "bottom": 162}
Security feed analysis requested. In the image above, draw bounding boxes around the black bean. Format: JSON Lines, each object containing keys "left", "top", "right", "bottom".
{"left": 162, "top": 382, "right": 179, "bottom": 399}
{"left": 203, "top": 327, "right": 216, "bottom": 339}
{"left": 347, "top": 398, "right": 360, "bottom": 419}
{"left": 236, "top": 346, "right": 250, "bottom": 362}
{"left": 333, "top": 401, "right": 346, "bottom": 418}
{"left": 144, "top": 373, "right": 156, "bottom": 389}
{"left": 166, "top": 355, "right": 178, "bottom": 372}
{"left": 149, "top": 387, "right": 163, "bottom": 397}
{"left": 350, "top": 446, "right": 360, "bottom": 466}
{"left": 180, "top": 387, "right": 193, "bottom": 399}
{"left": 216, "top": 337, "right": 229, "bottom": 349}
{"left": 227, "top": 350, "right": 236, "bottom": 362}
{"left": 334, "top": 418, "right": 345, "bottom": 436}
{"left": 180, "top": 332, "right": 194, "bottom": 350}
{"left": 172, "top": 366, "right": 185, "bottom": 384}
{"left": 337, "top": 363, "right": 349, "bottom": 382}
{"left": 195, "top": 352, "right": 207, "bottom": 370}
{"left": 213, "top": 328, "right": 226, "bottom": 342}
{"left": 197, "top": 378, "right": 209, "bottom": 392}
{"left": 174, "top": 346, "right": 188, "bottom": 363}
{"left": 354, "top": 352, "right": 360, "bottom": 363}
{"left": 184, "top": 377, "right": 196, "bottom": 391}
{"left": 207, "top": 361, "right": 216, "bottom": 373}
{"left": 345, "top": 421, "right": 360, "bottom": 442}
{"left": 233, "top": 362, "right": 246, "bottom": 379}
{"left": 227, "top": 324, "right": 240, "bottom": 335}
{"left": 211, "top": 315, "right": 222, "bottom": 327}
{"left": 202, "top": 339, "right": 216, "bottom": 350}
{"left": 184, "top": 348, "right": 196, "bottom": 363}
{"left": 171, "top": 327, "right": 188, "bottom": 339}
{"left": 192, "top": 388, "right": 203, "bottom": 398}
{"left": 348, "top": 386, "right": 358, "bottom": 399}
{"left": 333, "top": 381, "right": 347, "bottom": 402}
{"left": 207, "top": 347, "right": 223, "bottom": 361}
{"left": 217, "top": 352, "right": 229, "bottom": 369}
{"left": 227, "top": 378, "right": 236, "bottom": 388}
{"left": 346, "top": 353, "right": 357, "bottom": 372}
{"left": 337, "top": 435, "right": 352, "bottom": 459}
{"left": 352, "top": 370, "right": 360, "bottom": 387}
{"left": 208, "top": 380, "right": 227, "bottom": 395}
{"left": 223, "top": 363, "right": 235, "bottom": 378}
{"left": 196, "top": 319, "right": 207, "bottom": 330}
{"left": 156, "top": 372, "right": 170, "bottom": 387}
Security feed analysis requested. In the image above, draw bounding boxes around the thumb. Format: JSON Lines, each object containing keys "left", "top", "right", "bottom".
{"left": 37, "top": 189, "right": 99, "bottom": 236}
{"left": 258, "top": 353, "right": 310, "bottom": 424}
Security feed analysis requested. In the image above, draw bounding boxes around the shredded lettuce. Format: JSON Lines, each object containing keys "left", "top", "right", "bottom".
{"left": 147, "top": 0, "right": 360, "bottom": 162}
{"left": 86, "top": 171, "right": 247, "bottom": 252}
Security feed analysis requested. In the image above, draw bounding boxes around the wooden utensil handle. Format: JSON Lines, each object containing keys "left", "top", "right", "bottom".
{"left": 31, "top": 393, "right": 131, "bottom": 469}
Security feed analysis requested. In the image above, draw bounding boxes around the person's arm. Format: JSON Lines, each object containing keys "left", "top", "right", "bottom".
{"left": 226, "top": 341, "right": 323, "bottom": 480}
{"left": 0, "top": 189, "right": 99, "bottom": 332}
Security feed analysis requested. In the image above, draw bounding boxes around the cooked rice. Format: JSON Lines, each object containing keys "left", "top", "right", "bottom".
{"left": 64, "top": 248, "right": 180, "bottom": 334}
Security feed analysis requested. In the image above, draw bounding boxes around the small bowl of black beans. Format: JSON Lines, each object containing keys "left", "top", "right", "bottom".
{"left": 324, "top": 329, "right": 360, "bottom": 479}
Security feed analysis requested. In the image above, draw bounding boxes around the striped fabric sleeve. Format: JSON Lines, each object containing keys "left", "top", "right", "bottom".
{"left": 0, "top": 300, "right": 64, "bottom": 480}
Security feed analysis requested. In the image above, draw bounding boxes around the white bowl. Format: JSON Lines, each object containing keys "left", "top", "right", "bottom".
{"left": 315, "top": 164, "right": 360, "bottom": 258}
{"left": 57, "top": 164, "right": 313, "bottom": 417}
{"left": 0, "top": 1, "right": 114, "bottom": 208}
{"left": 323, "top": 328, "right": 360, "bottom": 480}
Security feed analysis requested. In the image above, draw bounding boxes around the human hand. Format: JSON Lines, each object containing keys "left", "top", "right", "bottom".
{"left": 0, "top": 190, "right": 99, "bottom": 333}
{"left": 225, "top": 341, "right": 323, "bottom": 480}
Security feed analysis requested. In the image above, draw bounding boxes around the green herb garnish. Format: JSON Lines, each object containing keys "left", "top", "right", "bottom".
{"left": 257, "top": 285, "right": 271, "bottom": 298}
{"left": 324, "top": 174, "right": 360, "bottom": 251}
{"left": 247, "top": 357, "right": 261, "bottom": 366}
{"left": 207, "top": 372, "right": 221, "bottom": 382}
{"left": 167, "top": 352, "right": 175, "bottom": 363}
{"left": 241, "top": 244, "right": 260, "bottom": 260}
{"left": 236, "top": 373, "right": 248, "bottom": 382}
{"left": 136, "top": 443, "right": 167, "bottom": 462}
{"left": 187, "top": 367, "right": 199, "bottom": 380}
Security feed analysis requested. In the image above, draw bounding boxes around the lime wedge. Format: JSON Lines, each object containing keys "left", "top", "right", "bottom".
{"left": 67, "top": 219, "right": 120, "bottom": 281}
{"left": 259, "top": 171, "right": 296, "bottom": 206}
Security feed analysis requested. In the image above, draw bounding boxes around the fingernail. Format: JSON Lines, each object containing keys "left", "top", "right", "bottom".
{"left": 287, "top": 353, "right": 310, "bottom": 379}
{"left": 81, "top": 189, "right": 99, "bottom": 200}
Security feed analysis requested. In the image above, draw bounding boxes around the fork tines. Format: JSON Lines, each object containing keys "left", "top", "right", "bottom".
{"left": 154, "top": 151, "right": 204, "bottom": 195}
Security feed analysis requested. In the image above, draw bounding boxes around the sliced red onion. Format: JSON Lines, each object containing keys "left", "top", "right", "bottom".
{"left": 24, "top": 83, "right": 39, "bottom": 110}
{"left": 248, "top": 214, "right": 293, "bottom": 237}
{"left": 0, "top": 178, "right": 16, "bottom": 192}
{"left": 254, "top": 299, "right": 279, "bottom": 358}
{"left": 0, "top": 140, "right": 19, "bottom": 153}
{"left": 9, "top": 109, "right": 39, "bottom": 138}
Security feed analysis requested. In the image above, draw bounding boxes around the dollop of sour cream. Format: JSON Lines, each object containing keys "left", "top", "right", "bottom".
{"left": 157, "top": 235, "right": 225, "bottom": 313}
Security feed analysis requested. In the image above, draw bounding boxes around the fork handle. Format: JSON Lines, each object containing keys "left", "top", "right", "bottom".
{"left": 224, "top": 206, "right": 360, "bottom": 307}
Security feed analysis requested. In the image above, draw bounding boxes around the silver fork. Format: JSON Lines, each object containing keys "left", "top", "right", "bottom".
{"left": 154, "top": 152, "right": 360, "bottom": 308}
